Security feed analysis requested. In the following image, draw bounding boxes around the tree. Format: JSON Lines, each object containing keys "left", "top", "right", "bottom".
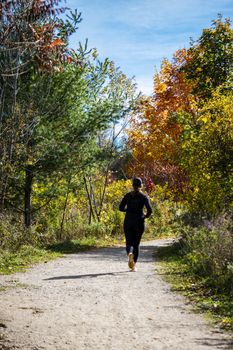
{"left": 127, "top": 49, "right": 195, "bottom": 190}
{"left": 183, "top": 16, "right": 233, "bottom": 99}
{"left": 0, "top": 1, "right": 138, "bottom": 227}
{"left": 0, "top": 0, "right": 81, "bottom": 215}
{"left": 127, "top": 16, "right": 233, "bottom": 198}
{"left": 79, "top": 66, "right": 138, "bottom": 224}
{"left": 180, "top": 90, "right": 233, "bottom": 216}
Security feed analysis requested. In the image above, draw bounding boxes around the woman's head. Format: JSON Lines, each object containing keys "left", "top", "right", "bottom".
{"left": 132, "top": 177, "right": 142, "bottom": 191}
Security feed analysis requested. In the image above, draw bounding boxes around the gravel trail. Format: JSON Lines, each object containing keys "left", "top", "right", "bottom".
{"left": 0, "top": 239, "right": 232, "bottom": 350}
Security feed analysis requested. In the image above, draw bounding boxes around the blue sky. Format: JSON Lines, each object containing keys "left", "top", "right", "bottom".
{"left": 65, "top": 0, "right": 233, "bottom": 94}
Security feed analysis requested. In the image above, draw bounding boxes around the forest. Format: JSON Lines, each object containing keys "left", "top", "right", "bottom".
{"left": 0, "top": 0, "right": 232, "bottom": 330}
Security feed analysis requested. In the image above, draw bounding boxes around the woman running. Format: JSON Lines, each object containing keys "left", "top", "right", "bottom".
{"left": 119, "top": 177, "right": 152, "bottom": 271}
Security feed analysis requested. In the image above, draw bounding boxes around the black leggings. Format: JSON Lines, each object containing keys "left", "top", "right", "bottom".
{"left": 124, "top": 219, "right": 144, "bottom": 263}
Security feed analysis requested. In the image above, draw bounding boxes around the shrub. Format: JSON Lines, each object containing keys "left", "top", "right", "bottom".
{"left": 181, "top": 213, "right": 233, "bottom": 293}
{"left": 148, "top": 185, "right": 186, "bottom": 237}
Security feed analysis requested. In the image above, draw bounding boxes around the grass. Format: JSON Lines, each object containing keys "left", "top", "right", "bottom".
{"left": 0, "top": 245, "right": 62, "bottom": 275}
{"left": 0, "top": 285, "right": 8, "bottom": 292}
{"left": 0, "top": 235, "right": 124, "bottom": 275}
{"left": 155, "top": 242, "right": 233, "bottom": 332}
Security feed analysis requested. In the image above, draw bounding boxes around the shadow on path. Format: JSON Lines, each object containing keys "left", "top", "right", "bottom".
{"left": 196, "top": 337, "right": 233, "bottom": 349}
{"left": 44, "top": 271, "right": 130, "bottom": 281}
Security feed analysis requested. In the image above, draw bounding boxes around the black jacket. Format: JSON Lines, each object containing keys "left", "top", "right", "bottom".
{"left": 119, "top": 191, "right": 152, "bottom": 220}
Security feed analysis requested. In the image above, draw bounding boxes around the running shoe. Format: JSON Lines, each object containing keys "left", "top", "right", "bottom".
{"left": 128, "top": 252, "right": 135, "bottom": 269}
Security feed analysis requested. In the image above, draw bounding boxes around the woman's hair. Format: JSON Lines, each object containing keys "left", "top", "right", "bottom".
{"left": 132, "top": 177, "right": 142, "bottom": 188}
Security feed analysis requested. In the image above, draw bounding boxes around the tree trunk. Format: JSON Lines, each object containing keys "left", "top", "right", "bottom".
{"left": 0, "top": 175, "right": 8, "bottom": 212}
{"left": 60, "top": 176, "right": 72, "bottom": 237}
{"left": 83, "top": 176, "right": 96, "bottom": 224}
{"left": 98, "top": 166, "right": 109, "bottom": 219}
{"left": 24, "top": 165, "right": 33, "bottom": 227}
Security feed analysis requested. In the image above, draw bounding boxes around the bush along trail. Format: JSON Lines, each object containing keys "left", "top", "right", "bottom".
{"left": 0, "top": 239, "right": 232, "bottom": 350}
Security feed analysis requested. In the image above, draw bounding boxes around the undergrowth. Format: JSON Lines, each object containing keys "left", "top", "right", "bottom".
{"left": 156, "top": 242, "right": 233, "bottom": 332}
{"left": 0, "top": 246, "right": 61, "bottom": 275}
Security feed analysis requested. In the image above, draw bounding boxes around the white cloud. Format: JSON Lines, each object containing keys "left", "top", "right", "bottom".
{"left": 116, "top": 0, "right": 233, "bottom": 29}
{"left": 67, "top": 0, "right": 233, "bottom": 96}
{"left": 136, "top": 76, "right": 154, "bottom": 95}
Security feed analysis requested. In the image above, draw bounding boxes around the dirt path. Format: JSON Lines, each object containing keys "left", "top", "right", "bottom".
{"left": 0, "top": 239, "right": 232, "bottom": 350}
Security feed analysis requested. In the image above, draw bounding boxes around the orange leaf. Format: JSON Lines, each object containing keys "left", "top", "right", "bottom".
{"left": 50, "top": 38, "right": 65, "bottom": 48}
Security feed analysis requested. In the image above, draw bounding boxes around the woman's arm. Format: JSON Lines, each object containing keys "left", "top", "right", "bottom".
{"left": 119, "top": 194, "right": 128, "bottom": 212}
{"left": 144, "top": 196, "right": 152, "bottom": 218}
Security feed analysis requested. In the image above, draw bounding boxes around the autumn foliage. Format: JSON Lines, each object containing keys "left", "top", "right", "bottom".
{"left": 127, "top": 17, "right": 233, "bottom": 214}
{"left": 0, "top": 0, "right": 78, "bottom": 73}
{"left": 128, "top": 48, "right": 195, "bottom": 190}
